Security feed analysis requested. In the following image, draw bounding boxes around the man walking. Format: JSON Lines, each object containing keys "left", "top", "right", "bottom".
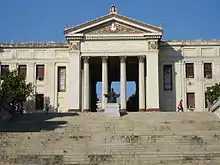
{"left": 176, "top": 99, "right": 184, "bottom": 112}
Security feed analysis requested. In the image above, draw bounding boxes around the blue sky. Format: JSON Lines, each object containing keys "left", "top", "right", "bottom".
{"left": 1, "top": 0, "right": 219, "bottom": 100}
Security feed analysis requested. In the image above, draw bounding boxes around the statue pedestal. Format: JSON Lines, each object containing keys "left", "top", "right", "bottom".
{"left": 104, "top": 103, "right": 120, "bottom": 117}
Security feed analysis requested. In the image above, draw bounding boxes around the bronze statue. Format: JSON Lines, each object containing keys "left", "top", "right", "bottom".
{"left": 104, "top": 88, "right": 120, "bottom": 103}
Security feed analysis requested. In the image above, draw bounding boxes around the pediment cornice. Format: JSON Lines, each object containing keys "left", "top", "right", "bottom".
{"left": 64, "top": 8, "right": 163, "bottom": 41}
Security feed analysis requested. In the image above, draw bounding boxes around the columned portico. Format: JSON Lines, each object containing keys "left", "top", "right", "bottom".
{"left": 65, "top": 6, "right": 162, "bottom": 112}
{"left": 120, "top": 56, "right": 127, "bottom": 111}
{"left": 83, "top": 57, "right": 90, "bottom": 111}
{"left": 138, "top": 56, "right": 145, "bottom": 111}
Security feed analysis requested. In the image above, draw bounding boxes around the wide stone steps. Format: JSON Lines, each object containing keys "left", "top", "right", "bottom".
{"left": 1, "top": 112, "right": 220, "bottom": 164}
{"left": 1, "top": 153, "right": 220, "bottom": 165}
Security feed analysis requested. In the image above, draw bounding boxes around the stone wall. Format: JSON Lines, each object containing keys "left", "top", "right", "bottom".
{"left": 159, "top": 40, "right": 220, "bottom": 111}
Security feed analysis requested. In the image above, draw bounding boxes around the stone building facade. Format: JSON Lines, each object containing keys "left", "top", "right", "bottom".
{"left": 0, "top": 6, "right": 220, "bottom": 112}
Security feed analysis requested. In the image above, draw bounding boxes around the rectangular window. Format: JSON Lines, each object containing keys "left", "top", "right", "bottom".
{"left": 204, "top": 63, "right": 212, "bottom": 79}
{"left": 58, "top": 66, "right": 66, "bottom": 92}
{"left": 163, "top": 65, "right": 173, "bottom": 90}
{"left": 187, "top": 92, "right": 195, "bottom": 109}
{"left": 18, "top": 65, "right": 27, "bottom": 77}
{"left": 35, "top": 94, "right": 44, "bottom": 110}
{"left": 36, "top": 64, "right": 44, "bottom": 81}
{"left": 185, "top": 63, "right": 194, "bottom": 78}
{"left": 1, "top": 65, "right": 9, "bottom": 76}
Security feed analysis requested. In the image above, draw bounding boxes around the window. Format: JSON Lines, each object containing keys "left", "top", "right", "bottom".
{"left": 163, "top": 65, "right": 172, "bottom": 90}
{"left": 58, "top": 66, "right": 66, "bottom": 92}
{"left": 204, "top": 63, "right": 212, "bottom": 79}
{"left": 35, "top": 94, "right": 44, "bottom": 110}
{"left": 187, "top": 92, "right": 195, "bottom": 109}
{"left": 1, "top": 65, "right": 9, "bottom": 76}
{"left": 18, "top": 65, "right": 27, "bottom": 77}
{"left": 185, "top": 63, "right": 194, "bottom": 78}
{"left": 36, "top": 65, "right": 44, "bottom": 81}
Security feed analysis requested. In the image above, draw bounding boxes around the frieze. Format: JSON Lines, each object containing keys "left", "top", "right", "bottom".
{"left": 148, "top": 41, "right": 158, "bottom": 50}
{"left": 84, "top": 22, "right": 149, "bottom": 34}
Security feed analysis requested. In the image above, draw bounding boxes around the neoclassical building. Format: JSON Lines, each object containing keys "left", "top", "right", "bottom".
{"left": 0, "top": 6, "right": 220, "bottom": 112}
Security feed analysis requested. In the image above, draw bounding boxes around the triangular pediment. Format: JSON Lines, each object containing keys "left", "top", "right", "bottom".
{"left": 64, "top": 13, "right": 163, "bottom": 36}
{"left": 81, "top": 21, "right": 151, "bottom": 34}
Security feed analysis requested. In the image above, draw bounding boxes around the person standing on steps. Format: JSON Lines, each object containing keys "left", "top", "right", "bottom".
{"left": 176, "top": 99, "right": 184, "bottom": 112}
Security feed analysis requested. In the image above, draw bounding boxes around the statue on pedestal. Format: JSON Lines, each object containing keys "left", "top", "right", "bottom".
{"left": 104, "top": 88, "right": 120, "bottom": 103}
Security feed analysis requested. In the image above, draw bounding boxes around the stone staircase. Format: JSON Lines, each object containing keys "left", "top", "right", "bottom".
{"left": 208, "top": 96, "right": 220, "bottom": 118}
{"left": 0, "top": 112, "right": 220, "bottom": 165}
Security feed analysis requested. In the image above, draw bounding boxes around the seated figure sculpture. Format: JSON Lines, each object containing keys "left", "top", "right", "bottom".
{"left": 104, "top": 88, "right": 120, "bottom": 103}
{"left": 104, "top": 88, "right": 120, "bottom": 116}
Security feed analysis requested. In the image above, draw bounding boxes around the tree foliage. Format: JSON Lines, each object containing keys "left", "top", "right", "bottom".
{"left": 0, "top": 69, "right": 33, "bottom": 112}
{"left": 205, "top": 82, "right": 220, "bottom": 104}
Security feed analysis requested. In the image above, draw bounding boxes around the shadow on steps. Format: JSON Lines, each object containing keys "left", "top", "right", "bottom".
{"left": 0, "top": 113, "right": 79, "bottom": 132}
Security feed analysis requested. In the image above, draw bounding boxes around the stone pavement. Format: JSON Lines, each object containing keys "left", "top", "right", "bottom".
{"left": 0, "top": 112, "right": 220, "bottom": 164}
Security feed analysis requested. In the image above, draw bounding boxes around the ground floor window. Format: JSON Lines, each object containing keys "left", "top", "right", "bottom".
{"left": 35, "top": 94, "right": 44, "bottom": 110}
{"left": 1, "top": 65, "right": 9, "bottom": 76}
{"left": 187, "top": 92, "right": 195, "bottom": 109}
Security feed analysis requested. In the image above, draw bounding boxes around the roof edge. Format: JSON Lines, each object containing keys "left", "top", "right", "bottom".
{"left": 64, "top": 13, "right": 163, "bottom": 35}
{"left": 0, "top": 42, "right": 68, "bottom": 48}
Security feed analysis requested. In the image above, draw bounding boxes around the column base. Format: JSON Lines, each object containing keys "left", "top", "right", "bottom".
{"left": 82, "top": 109, "right": 91, "bottom": 112}
{"left": 146, "top": 108, "right": 160, "bottom": 112}
{"left": 139, "top": 109, "right": 146, "bottom": 112}
{"left": 68, "top": 109, "right": 81, "bottom": 112}
{"left": 119, "top": 109, "right": 128, "bottom": 117}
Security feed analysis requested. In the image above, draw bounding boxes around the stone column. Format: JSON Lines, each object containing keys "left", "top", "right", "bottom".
{"left": 120, "top": 56, "right": 127, "bottom": 111}
{"left": 102, "top": 57, "right": 108, "bottom": 111}
{"left": 138, "top": 56, "right": 145, "bottom": 111}
{"left": 83, "top": 57, "right": 90, "bottom": 112}
{"left": 81, "top": 69, "right": 84, "bottom": 110}
{"left": 68, "top": 43, "right": 81, "bottom": 112}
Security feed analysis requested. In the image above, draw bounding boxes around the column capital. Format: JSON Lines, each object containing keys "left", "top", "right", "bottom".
{"left": 119, "top": 56, "right": 126, "bottom": 62}
{"left": 138, "top": 56, "right": 145, "bottom": 62}
{"left": 82, "top": 56, "right": 90, "bottom": 63}
{"left": 101, "top": 56, "right": 108, "bottom": 62}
